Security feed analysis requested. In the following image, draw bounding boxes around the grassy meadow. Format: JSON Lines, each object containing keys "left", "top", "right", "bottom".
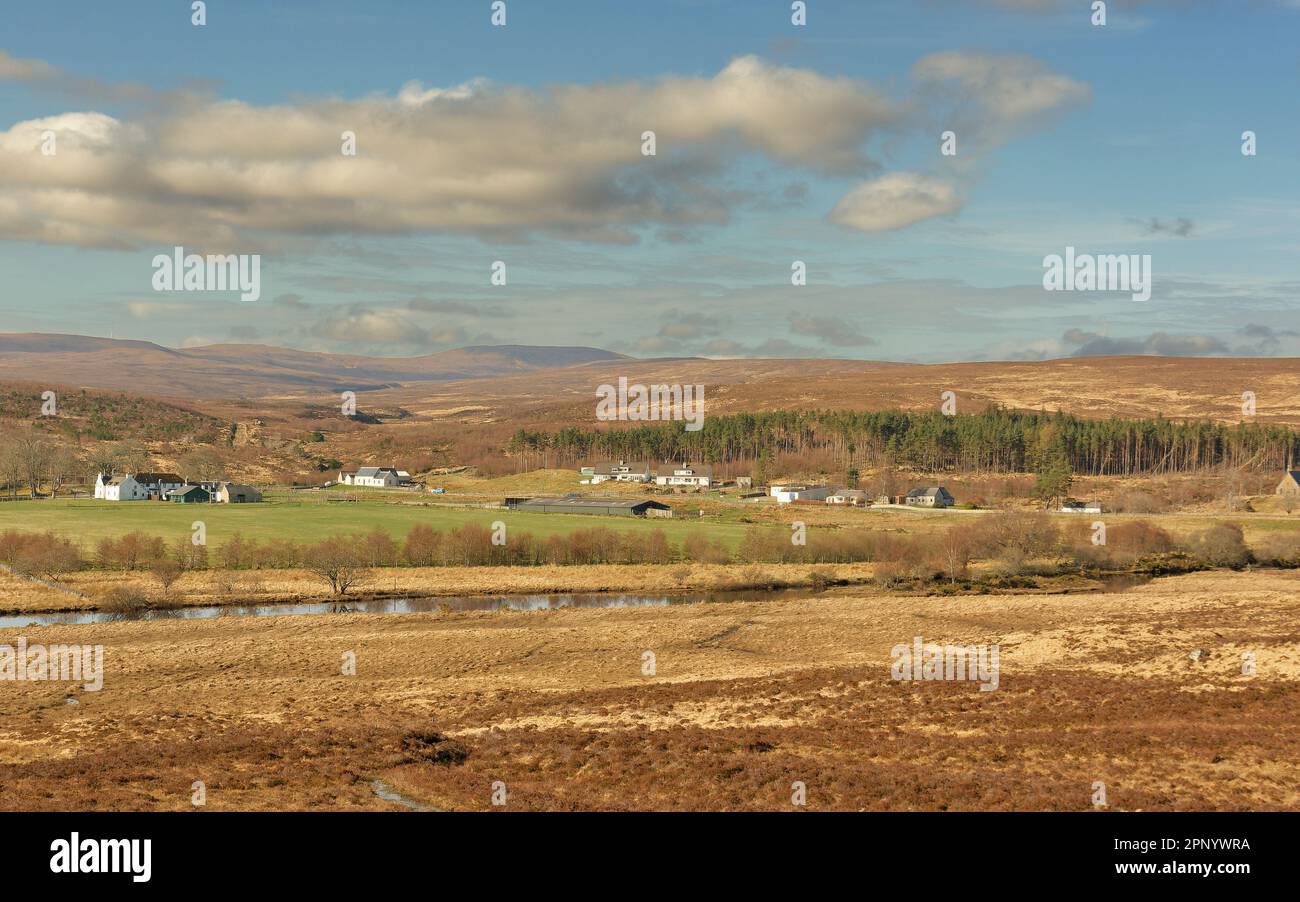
{"left": 0, "top": 493, "right": 770, "bottom": 552}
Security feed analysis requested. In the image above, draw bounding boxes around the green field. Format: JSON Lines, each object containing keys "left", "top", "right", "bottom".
{"left": 0, "top": 495, "right": 764, "bottom": 551}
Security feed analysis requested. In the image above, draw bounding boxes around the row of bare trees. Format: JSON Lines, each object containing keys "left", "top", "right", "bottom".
{"left": 0, "top": 435, "right": 81, "bottom": 499}
{"left": 0, "top": 431, "right": 210, "bottom": 499}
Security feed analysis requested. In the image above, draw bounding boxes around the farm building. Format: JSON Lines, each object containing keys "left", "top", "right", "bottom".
{"left": 904, "top": 486, "right": 955, "bottom": 508}
{"left": 167, "top": 485, "right": 211, "bottom": 504}
{"left": 505, "top": 497, "right": 672, "bottom": 517}
{"left": 1276, "top": 471, "right": 1300, "bottom": 496}
{"left": 772, "top": 485, "right": 831, "bottom": 504}
{"left": 217, "top": 483, "right": 263, "bottom": 503}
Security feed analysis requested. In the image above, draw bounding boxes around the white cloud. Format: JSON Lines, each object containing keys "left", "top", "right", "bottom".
{"left": 0, "top": 50, "right": 1088, "bottom": 248}
{"left": 828, "top": 172, "right": 962, "bottom": 232}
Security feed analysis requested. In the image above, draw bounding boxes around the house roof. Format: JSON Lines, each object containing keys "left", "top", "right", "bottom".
{"left": 354, "top": 466, "right": 399, "bottom": 478}
{"left": 167, "top": 485, "right": 208, "bottom": 496}
{"left": 132, "top": 472, "right": 183, "bottom": 484}
{"left": 592, "top": 460, "right": 652, "bottom": 476}
{"left": 906, "top": 486, "right": 950, "bottom": 498}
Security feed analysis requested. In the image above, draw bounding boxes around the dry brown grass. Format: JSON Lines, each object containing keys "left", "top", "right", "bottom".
{"left": 0, "top": 569, "right": 1297, "bottom": 810}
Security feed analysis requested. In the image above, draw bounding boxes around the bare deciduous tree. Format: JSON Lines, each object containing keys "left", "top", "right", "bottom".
{"left": 303, "top": 536, "right": 368, "bottom": 595}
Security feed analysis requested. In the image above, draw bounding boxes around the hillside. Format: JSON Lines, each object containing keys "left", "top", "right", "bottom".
{"left": 0, "top": 333, "right": 628, "bottom": 399}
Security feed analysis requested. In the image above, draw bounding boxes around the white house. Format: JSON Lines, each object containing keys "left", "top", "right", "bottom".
{"left": 773, "top": 485, "right": 831, "bottom": 504}
{"left": 655, "top": 464, "right": 712, "bottom": 488}
{"left": 589, "top": 460, "right": 653, "bottom": 484}
{"left": 1059, "top": 500, "right": 1103, "bottom": 514}
{"left": 340, "top": 467, "right": 402, "bottom": 487}
{"left": 826, "top": 489, "right": 869, "bottom": 506}
{"left": 904, "top": 486, "right": 955, "bottom": 508}
{"left": 98, "top": 472, "right": 184, "bottom": 501}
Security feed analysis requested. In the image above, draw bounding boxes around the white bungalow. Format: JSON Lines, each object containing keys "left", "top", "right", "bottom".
{"left": 589, "top": 461, "right": 654, "bottom": 484}
{"left": 340, "top": 467, "right": 402, "bottom": 487}
{"left": 654, "top": 464, "right": 713, "bottom": 488}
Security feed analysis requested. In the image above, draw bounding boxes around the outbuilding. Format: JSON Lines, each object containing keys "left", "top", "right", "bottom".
{"left": 506, "top": 497, "right": 672, "bottom": 517}
{"left": 167, "top": 485, "right": 211, "bottom": 503}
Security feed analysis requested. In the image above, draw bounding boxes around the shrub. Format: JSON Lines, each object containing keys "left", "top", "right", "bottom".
{"left": 1252, "top": 532, "right": 1300, "bottom": 566}
{"left": 0, "top": 530, "right": 84, "bottom": 579}
{"left": 149, "top": 557, "right": 184, "bottom": 595}
{"left": 1185, "top": 523, "right": 1250, "bottom": 568}
{"left": 95, "top": 532, "right": 165, "bottom": 571}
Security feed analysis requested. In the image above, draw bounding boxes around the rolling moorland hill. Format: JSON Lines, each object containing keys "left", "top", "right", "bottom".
{"left": 2, "top": 333, "right": 1297, "bottom": 427}
{"left": 0, "top": 333, "right": 628, "bottom": 399}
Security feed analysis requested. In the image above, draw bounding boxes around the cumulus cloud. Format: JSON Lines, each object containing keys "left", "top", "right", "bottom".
{"left": 787, "top": 313, "right": 876, "bottom": 347}
{"left": 307, "top": 306, "right": 439, "bottom": 346}
{"left": 1060, "top": 325, "right": 1299, "bottom": 358}
{"left": 0, "top": 54, "right": 897, "bottom": 249}
{"left": 1066, "top": 329, "right": 1228, "bottom": 357}
{"left": 830, "top": 52, "right": 1087, "bottom": 233}
{"left": 829, "top": 172, "right": 962, "bottom": 232}
{"left": 0, "top": 49, "right": 1090, "bottom": 247}
{"left": 911, "top": 51, "right": 1091, "bottom": 144}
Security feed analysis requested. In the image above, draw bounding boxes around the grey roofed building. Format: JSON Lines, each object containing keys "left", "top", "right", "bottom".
{"left": 505, "top": 496, "right": 671, "bottom": 517}
{"left": 167, "top": 485, "right": 211, "bottom": 503}
{"left": 132, "top": 472, "right": 184, "bottom": 486}
{"left": 904, "top": 486, "right": 955, "bottom": 507}
{"left": 589, "top": 460, "right": 654, "bottom": 482}
{"left": 218, "top": 482, "right": 263, "bottom": 503}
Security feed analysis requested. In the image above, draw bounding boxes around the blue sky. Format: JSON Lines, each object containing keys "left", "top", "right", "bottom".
{"left": 0, "top": 0, "right": 1297, "bottom": 361}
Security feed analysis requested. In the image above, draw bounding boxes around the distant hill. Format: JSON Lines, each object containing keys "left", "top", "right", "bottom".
{"left": 0, "top": 333, "right": 629, "bottom": 399}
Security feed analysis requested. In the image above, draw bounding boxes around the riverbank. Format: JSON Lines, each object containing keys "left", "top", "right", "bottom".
{"left": 0, "top": 561, "right": 879, "bottom": 614}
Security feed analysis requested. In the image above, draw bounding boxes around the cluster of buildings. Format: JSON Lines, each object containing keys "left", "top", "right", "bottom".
{"left": 769, "top": 484, "right": 955, "bottom": 507}
{"left": 93, "top": 473, "right": 262, "bottom": 503}
{"left": 581, "top": 460, "right": 714, "bottom": 488}
{"left": 577, "top": 461, "right": 957, "bottom": 508}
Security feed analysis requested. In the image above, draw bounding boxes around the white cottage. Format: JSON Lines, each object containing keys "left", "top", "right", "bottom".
{"left": 654, "top": 464, "right": 713, "bottom": 488}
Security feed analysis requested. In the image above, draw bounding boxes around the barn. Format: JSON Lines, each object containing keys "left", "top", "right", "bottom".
{"left": 505, "top": 497, "right": 672, "bottom": 517}
{"left": 167, "top": 485, "right": 211, "bottom": 504}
